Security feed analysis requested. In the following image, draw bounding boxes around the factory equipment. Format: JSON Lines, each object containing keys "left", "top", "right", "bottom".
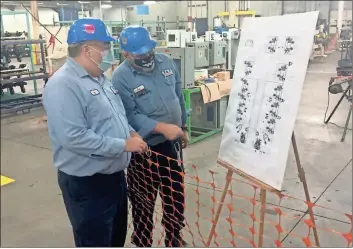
{"left": 156, "top": 41, "right": 210, "bottom": 88}
{"left": 182, "top": 87, "right": 230, "bottom": 144}
{"left": 190, "top": 92, "right": 218, "bottom": 130}
{"left": 217, "top": 96, "right": 229, "bottom": 127}
{"left": 155, "top": 46, "right": 195, "bottom": 88}
{"left": 185, "top": 31, "right": 197, "bottom": 43}
{"left": 156, "top": 26, "right": 164, "bottom": 40}
{"left": 222, "top": 28, "right": 241, "bottom": 70}
{"left": 205, "top": 31, "right": 216, "bottom": 42}
{"left": 166, "top": 30, "right": 187, "bottom": 48}
{"left": 208, "top": 40, "right": 227, "bottom": 65}
{"left": 190, "top": 42, "right": 209, "bottom": 67}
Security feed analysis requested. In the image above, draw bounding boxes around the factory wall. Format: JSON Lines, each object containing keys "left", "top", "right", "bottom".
{"left": 1, "top": 7, "right": 59, "bottom": 33}
{"left": 91, "top": 7, "right": 127, "bottom": 21}
{"left": 126, "top": 2, "right": 180, "bottom": 22}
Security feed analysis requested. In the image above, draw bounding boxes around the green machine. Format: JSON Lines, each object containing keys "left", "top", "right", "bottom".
{"left": 183, "top": 87, "right": 229, "bottom": 144}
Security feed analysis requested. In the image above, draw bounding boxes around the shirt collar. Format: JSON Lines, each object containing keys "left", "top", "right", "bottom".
{"left": 66, "top": 57, "right": 107, "bottom": 82}
{"left": 66, "top": 57, "right": 89, "bottom": 78}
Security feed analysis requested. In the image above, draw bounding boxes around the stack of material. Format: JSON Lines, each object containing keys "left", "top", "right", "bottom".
{"left": 47, "top": 44, "right": 68, "bottom": 74}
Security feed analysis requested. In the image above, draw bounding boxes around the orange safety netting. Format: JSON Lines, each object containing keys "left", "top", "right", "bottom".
{"left": 125, "top": 150, "right": 352, "bottom": 247}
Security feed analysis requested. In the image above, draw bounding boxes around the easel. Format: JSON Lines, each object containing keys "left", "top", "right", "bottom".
{"left": 206, "top": 132, "right": 321, "bottom": 247}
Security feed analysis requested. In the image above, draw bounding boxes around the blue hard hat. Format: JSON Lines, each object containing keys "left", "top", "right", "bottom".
{"left": 119, "top": 26, "right": 157, "bottom": 55}
{"left": 67, "top": 18, "right": 115, "bottom": 45}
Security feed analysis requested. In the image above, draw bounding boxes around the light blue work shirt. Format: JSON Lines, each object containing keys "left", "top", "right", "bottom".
{"left": 43, "top": 57, "right": 133, "bottom": 177}
{"left": 111, "top": 53, "right": 187, "bottom": 146}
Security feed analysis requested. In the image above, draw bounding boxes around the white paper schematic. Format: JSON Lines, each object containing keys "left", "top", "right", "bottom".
{"left": 218, "top": 11, "right": 319, "bottom": 191}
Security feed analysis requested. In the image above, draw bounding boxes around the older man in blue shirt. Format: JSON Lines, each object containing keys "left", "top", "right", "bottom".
{"left": 43, "top": 18, "right": 147, "bottom": 247}
{"left": 112, "top": 26, "right": 188, "bottom": 247}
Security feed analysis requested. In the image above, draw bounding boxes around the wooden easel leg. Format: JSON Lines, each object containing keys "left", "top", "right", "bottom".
{"left": 291, "top": 132, "right": 321, "bottom": 247}
{"left": 206, "top": 169, "right": 233, "bottom": 247}
{"left": 258, "top": 189, "right": 267, "bottom": 247}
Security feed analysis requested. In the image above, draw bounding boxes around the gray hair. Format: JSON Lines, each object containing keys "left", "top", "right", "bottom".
{"left": 67, "top": 42, "right": 85, "bottom": 57}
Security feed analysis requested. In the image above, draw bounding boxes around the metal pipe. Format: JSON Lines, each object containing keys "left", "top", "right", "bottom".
{"left": 0, "top": 70, "right": 43, "bottom": 78}
{"left": 99, "top": 1, "right": 103, "bottom": 19}
{"left": 40, "top": 42, "right": 46, "bottom": 73}
{"left": 1, "top": 103, "right": 43, "bottom": 115}
{"left": 0, "top": 74, "right": 48, "bottom": 85}
{"left": 281, "top": 0, "right": 284, "bottom": 15}
{"left": 188, "top": 1, "right": 192, "bottom": 31}
{"left": 206, "top": 1, "right": 209, "bottom": 30}
{"left": 328, "top": 1, "right": 331, "bottom": 26}
{"left": 0, "top": 94, "right": 42, "bottom": 104}
{"left": 337, "top": 1, "right": 344, "bottom": 35}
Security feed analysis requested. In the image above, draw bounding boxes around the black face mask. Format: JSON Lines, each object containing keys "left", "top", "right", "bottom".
{"left": 133, "top": 52, "right": 155, "bottom": 69}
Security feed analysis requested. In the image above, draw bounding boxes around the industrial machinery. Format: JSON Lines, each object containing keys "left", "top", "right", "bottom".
{"left": 336, "top": 40, "right": 352, "bottom": 76}
{"left": 155, "top": 46, "right": 195, "bottom": 89}
{"left": 159, "top": 27, "right": 236, "bottom": 143}
{"left": 156, "top": 39, "right": 211, "bottom": 89}
{"left": 190, "top": 92, "right": 218, "bottom": 130}
{"left": 222, "top": 28, "right": 241, "bottom": 70}
{"left": 205, "top": 31, "right": 216, "bottom": 42}
{"left": 191, "top": 42, "right": 209, "bottom": 68}
{"left": 166, "top": 30, "right": 187, "bottom": 48}
{"left": 217, "top": 96, "right": 229, "bottom": 127}
{"left": 208, "top": 40, "right": 227, "bottom": 66}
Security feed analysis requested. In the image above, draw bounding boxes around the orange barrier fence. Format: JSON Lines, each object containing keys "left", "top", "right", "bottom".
{"left": 325, "top": 33, "right": 338, "bottom": 53}
{"left": 125, "top": 151, "right": 352, "bottom": 247}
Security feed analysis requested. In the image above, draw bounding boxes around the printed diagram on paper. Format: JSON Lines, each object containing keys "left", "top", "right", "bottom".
{"left": 232, "top": 42, "right": 295, "bottom": 154}
{"left": 219, "top": 11, "right": 319, "bottom": 190}
{"left": 265, "top": 36, "right": 297, "bottom": 54}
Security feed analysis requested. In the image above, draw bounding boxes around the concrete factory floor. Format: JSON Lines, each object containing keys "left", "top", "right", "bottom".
{"left": 1, "top": 51, "right": 352, "bottom": 247}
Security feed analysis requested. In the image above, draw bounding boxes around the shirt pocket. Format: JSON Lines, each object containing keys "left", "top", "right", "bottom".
{"left": 134, "top": 91, "right": 157, "bottom": 115}
{"left": 87, "top": 95, "right": 113, "bottom": 124}
{"left": 163, "top": 76, "right": 178, "bottom": 100}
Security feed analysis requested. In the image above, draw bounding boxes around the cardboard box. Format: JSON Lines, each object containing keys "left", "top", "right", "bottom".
{"left": 217, "top": 71, "right": 231, "bottom": 81}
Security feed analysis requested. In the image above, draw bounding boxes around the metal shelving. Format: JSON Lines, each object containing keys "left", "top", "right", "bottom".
{"left": 1, "top": 39, "right": 49, "bottom": 116}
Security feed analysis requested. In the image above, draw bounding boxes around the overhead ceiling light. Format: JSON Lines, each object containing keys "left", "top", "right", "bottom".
{"left": 2, "top": 1, "right": 17, "bottom": 3}
{"left": 78, "top": 1, "right": 90, "bottom": 3}
{"left": 143, "top": 1, "right": 156, "bottom": 4}
{"left": 37, "top": 2, "right": 44, "bottom": 4}
{"left": 103, "top": 0, "right": 111, "bottom": 2}
{"left": 57, "top": 2, "right": 69, "bottom": 5}
{"left": 101, "top": 4, "right": 112, "bottom": 9}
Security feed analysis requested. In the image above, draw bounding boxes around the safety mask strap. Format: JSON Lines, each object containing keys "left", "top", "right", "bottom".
{"left": 85, "top": 45, "right": 102, "bottom": 66}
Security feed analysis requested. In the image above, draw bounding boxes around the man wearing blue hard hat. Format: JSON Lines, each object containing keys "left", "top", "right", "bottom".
{"left": 112, "top": 26, "right": 188, "bottom": 247}
{"left": 43, "top": 18, "right": 148, "bottom": 247}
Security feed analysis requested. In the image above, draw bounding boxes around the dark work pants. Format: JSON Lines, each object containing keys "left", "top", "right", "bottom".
{"left": 127, "top": 140, "right": 185, "bottom": 247}
{"left": 58, "top": 170, "right": 128, "bottom": 247}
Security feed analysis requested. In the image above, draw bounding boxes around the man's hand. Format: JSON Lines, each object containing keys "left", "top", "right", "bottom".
{"left": 154, "top": 123, "right": 183, "bottom": 141}
{"left": 125, "top": 137, "right": 148, "bottom": 153}
{"left": 130, "top": 131, "right": 143, "bottom": 141}
{"left": 181, "top": 130, "right": 189, "bottom": 149}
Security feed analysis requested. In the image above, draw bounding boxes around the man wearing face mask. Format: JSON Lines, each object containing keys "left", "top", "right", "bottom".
{"left": 42, "top": 18, "right": 148, "bottom": 247}
{"left": 112, "top": 26, "right": 188, "bottom": 247}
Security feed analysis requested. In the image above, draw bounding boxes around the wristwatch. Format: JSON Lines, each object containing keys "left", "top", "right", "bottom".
{"left": 181, "top": 126, "right": 188, "bottom": 131}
